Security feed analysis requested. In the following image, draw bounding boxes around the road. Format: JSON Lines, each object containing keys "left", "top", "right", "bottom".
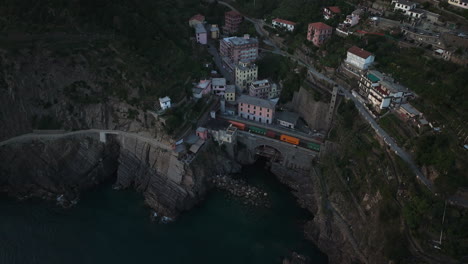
{"left": 0, "top": 129, "right": 173, "bottom": 151}
{"left": 207, "top": 39, "right": 234, "bottom": 84}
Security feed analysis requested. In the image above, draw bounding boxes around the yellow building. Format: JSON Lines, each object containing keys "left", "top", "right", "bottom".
{"left": 235, "top": 60, "right": 258, "bottom": 91}
{"left": 224, "top": 85, "right": 236, "bottom": 102}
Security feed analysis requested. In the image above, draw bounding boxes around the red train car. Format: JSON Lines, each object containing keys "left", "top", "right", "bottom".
{"left": 229, "top": 121, "right": 246, "bottom": 131}
{"left": 266, "top": 131, "right": 276, "bottom": 139}
{"left": 280, "top": 134, "right": 300, "bottom": 145}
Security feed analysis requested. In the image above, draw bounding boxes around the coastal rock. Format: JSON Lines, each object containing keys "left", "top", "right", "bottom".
{"left": 0, "top": 134, "right": 120, "bottom": 201}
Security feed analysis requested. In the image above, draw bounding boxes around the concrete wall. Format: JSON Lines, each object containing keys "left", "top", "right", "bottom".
{"left": 291, "top": 87, "right": 329, "bottom": 131}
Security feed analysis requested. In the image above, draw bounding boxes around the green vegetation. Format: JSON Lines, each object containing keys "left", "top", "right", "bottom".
{"left": 257, "top": 54, "right": 306, "bottom": 103}
{"left": 326, "top": 99, "right": 468, "bottom": 262}
{"left": 378, "top": 113, "right": 415, "bottom": 147}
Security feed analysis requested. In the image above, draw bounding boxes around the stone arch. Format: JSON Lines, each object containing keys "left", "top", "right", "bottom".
{"left": 253, "top": 144, "right": 283, "bottom": 163}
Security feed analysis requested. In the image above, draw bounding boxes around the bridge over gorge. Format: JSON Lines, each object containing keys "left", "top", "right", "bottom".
{"left": 236, "top": 131, "right": 318, "bottom": 171}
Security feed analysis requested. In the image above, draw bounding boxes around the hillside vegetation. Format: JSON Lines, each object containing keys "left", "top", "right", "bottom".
{"left": 0, "top": 0, "right": 221, "bottom": 138}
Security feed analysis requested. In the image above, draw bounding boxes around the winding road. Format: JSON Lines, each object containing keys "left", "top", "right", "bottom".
{"left": 0, "top": 129, "right": 173, "bottom": 151}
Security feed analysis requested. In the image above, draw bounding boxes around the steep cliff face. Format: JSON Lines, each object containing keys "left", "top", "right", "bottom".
{"left": 0, "top": 134, "right": 120, "bottom": 203}
{"left": 291, "top": 87, "right": 329, "bottom": 132}
{"left": 115, "top": 139, "right": 242, "bottom": 217}
{"left": 0, "top": 133, "right": 241, "bottom": 217}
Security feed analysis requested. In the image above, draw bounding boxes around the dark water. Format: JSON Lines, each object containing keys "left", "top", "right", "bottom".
{"left": 0, "top": 162, "right": 327, "bottom": 264}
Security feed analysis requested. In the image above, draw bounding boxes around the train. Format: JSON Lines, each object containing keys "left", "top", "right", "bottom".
{"left": 228, "top": 120, "right": 321, "bottom": 152}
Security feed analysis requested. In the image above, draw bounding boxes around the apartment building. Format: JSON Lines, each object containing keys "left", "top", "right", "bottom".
{"left": 195, "top": 24, "right": 207, "bottom": 45}
{"left": 358, "top": 70, "right": 413, "bottom": 110}
{"left": 307, "top": 22, "right": 333, "bottom": 47}
{"left": 323, "top": 6, "right": 341, "bottom": 20}
{"left": 235, "top": 60, "right": 258, "bottom": 90}
{"left": 223, "top": 10, "right": 243, "bottom": 34}
{"left": 238, "top": 95, "right": 276, "bottom": 124}
{"left": 220, "top": 35, "right": 258, "bottom": 72}
{"left": 345, "top": 46, "right": 375, "bottom": 71}
{"left": 272, "top": 18, "right": 297, "bottom": 32}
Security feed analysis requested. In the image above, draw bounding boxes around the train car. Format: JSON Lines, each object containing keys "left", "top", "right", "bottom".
{"left": 266, "top": 130, "right": 276, "bottom": 139}
{"left": 280, "top": 134, "right": 300, "bottom": 145}
{"left": 249, "top": 126, "right": 267, "bottom": 135}
{"left": 229, "top": 121, "right": 246, "bottom": 131}
{"left": 307, "top": 142, "right": 321, "bottom": 151}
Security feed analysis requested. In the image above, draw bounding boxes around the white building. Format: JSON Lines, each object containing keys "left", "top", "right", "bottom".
{"left": 392, "top": 0, "right": 417, "bottom": 13}
{"left": 272, "top": 18, "right": 297, "bottom": 32}
{"left": 343, "top": 9, "right": 364, "bottom": 27}
{"left": 345, "top": 46, "right": 375, "bottom": 70}
{"left": 358, "top": 70, "right": 413, "bottom": 110}
{"left": 159, "top": 96, "right": 171, "bottom": 110}
{"left": 212, "top": 78, "right": 226, "bottom": 96}
{"left": 448, "top": 0, "right": 468, "bottom": 9}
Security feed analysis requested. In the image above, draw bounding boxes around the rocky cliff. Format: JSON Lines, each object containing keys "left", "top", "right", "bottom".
{"left": 0, "top": 133, "right": 241, "bottom": 217}
{"left": 0, "top": 134, "right": 120, "bottom": 204}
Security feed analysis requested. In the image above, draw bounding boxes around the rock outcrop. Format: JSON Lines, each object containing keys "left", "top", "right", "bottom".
{"left": 0, "top": 134, "right": 120, "bottom": 204}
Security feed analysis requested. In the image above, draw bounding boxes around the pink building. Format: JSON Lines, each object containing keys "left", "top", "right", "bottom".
{"left": 196, "top": 127, "right": 208, "bottom": 140}
{"left": 238, "top": 95, "right": 276, "bottom": 124}
{"left": 223, "top": 10, "right": 243, "bottom": 34}
{"left": 307, "top": 22, "right": 333, "bottom": 47}
{"left": 195, "top": 24, "right": 207, "bottom": 45}
{"left": 220, "top": 35, "right": 258, "bottom": 72}
{"left": 323, "top": 6, "right": 341, "bottom": 20}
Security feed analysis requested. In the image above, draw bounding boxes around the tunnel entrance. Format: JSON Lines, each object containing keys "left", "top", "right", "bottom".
{"left": 254, "top": 145, "right": 283, "bottom": 163}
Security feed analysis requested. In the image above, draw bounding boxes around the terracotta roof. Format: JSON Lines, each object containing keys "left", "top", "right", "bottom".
{"left": 272, "top": 18, "right": 297, "bottom": 26}
{"left": 226, "top": 10, "right": 241, "bottom": 16}
{"left": 327, "top": 6, "right": 341, "bottom": 14}
{"left": 190, "top": 14, "right": 205, "bottom": 22}
{"left": 348, "top": 46, "right": 373, "bottom": 59}
{"left": 308, "top": 22, "right": 333, "bottom": 31}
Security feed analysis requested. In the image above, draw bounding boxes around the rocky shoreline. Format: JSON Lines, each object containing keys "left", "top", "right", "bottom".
{"left": 211, "top": 174, "right": 270, "bottom": 207}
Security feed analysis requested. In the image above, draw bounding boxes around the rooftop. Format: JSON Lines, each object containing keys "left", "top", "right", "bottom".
{"left": 348, "top": 46, "right": 373, "bottom": 59}
{"left": 159, "top": 96, "right": 170, "bottom": 103}
{"left": 237, "top": 60, "right": 257, "bottom": 70}
{"left": 197, "top": 79, "right": 211, "bottom": 89}
{"left": 190, "top": 14, "right": 205, "bottom": 22}
{"left": 408, "top": 8, "right": 425, "bottom": 14}
{"left": 308, "top": 22, "right": 333, "bottom": 31}
{"left": 251, "top": 79, "right": 270, "bottom": 87}
{"left": 196, "top": 127, "right": 207, "bottom": 133}
{"left": 380, "top": 80, "right": 408, "bottom": 93}
{"left": 393, "top": 0, "right": 416, "bottom": 6}
{"left": 223, "top": 35, "right": 258, "bottom": 46}
{"left": 276, "top": 111, "right": 300, "bottom": 125}
{"left": 226, "top": 85, "right": 236, "bottom": 93}
{"left": 238, "top": 95, "right": 277, "bottom": 109}
{"left": 400, "top": 103, "right": 421, "bottom": 116}
{"left": 195, "top": 23, "right": 207, "bottom": 34}
{"left": 273, "top": 18, "right": 297, "bottom": 26}
{"left": 367, "top": 70, "right": 385, "bottom": 82}
{"left": 326, "top": 6, "right": 341, "bottom": 14}
{"left": 226, "top": 10, "right": 242, "bottom": 17}
{"left": 212, "top": 78, "right": 226, "bottom": 86}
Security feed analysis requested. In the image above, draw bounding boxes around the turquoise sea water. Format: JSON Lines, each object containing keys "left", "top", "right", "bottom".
{"left": 0, "top": 162, "right": 327, "bottom": 264}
